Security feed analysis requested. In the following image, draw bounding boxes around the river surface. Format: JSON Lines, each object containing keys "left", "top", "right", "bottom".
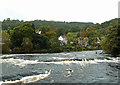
{"left": 0, "top": 50, "right": 119, "bottom": 84}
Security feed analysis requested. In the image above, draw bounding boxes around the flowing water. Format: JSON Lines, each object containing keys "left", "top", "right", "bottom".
{"left": 0, "top": 50, "right": 119, "bottom": 84}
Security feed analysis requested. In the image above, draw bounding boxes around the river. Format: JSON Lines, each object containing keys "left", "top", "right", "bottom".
{"left": 0, "top": 50, "right": 119, "bottom": 84}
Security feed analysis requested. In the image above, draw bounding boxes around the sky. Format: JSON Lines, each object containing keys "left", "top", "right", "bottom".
{"left": 0, "top": 0, "right": 119, "bottom": 23}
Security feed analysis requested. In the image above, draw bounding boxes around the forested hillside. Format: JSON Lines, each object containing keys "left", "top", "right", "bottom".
{"left": 2, "top": 18, "right": 93, "bottom": 30}
{"left": 2, "top": 18, "right": 120, "bottom": 31}
{"left": 1, "top": 18, "right": 120, "bottom": 56}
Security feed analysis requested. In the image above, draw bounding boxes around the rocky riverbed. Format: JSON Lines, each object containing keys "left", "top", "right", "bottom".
{"left": 0, "top": 50, "right": 119, "bottom": 84}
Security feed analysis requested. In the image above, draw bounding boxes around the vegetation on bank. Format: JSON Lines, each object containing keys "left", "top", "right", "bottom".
{"left": 101, "top": 24, "right": 120, "bottom": 56}
{"left": 1, "top": 18, "right": 120, "bottom": 56}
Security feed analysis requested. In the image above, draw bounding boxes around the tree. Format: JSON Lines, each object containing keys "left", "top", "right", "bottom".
{"left": 2, "top": 32, "right": 12, "bottom": 53}
{"left": 86, "top": 25, "right": 97, "bottom": 45}
{"left": 10, "top": 23, "right": 34, "bottom": 47}
{"left": 101, "top": 24, "right": 120, "bottom": 56}
{"left": 32, "top": 34, "right": 48, "bottom": 49}
{"left": 66, "top": 32, "right": 77, "bottom": 47}
{"left": 45, "top": 31, "right": 61, "bottom": 52}
{"left": 21, "top": 37, "right": 33, "bottom": 53}
{"left": 38, "top": 26, "right": 52, "bottom": 35}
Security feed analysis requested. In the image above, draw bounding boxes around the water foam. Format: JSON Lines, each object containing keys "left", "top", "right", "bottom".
{"left": 1, "top": 57, "right": 119, "bottom": 68}
{"left": 0, "top": 70, "right": 51, "bottom": 84}
{"left": 1, "top": 52, "right": 119, "bottom": 68}
{"left": 1, "top": 58, "right": 38, "bottom": 67}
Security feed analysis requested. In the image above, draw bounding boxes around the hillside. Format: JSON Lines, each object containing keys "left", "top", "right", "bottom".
{"left": 2, "top": 18, "right": 93, "bottom": 30}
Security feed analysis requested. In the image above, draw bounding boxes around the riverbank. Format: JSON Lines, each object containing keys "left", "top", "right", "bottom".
{"left": 2, "top": 47, "right": 102, "bottom": 54}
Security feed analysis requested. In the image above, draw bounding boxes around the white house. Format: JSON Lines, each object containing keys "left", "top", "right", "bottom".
{"left": 58, "top": 35, "right": 67, "bottom": 46}
{"left": 58, "top": 36, "right": 64, "bottom": 41}
{"left": 36, "top": 31, "right": 41, "bottom": 34}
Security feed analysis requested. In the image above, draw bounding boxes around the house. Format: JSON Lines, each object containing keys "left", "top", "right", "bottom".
{"left": 58, "top": 35, "right": 67, "bottom": 46}
{"left": 36, "top": 30, "right": 41, "bottom": 34}
{"left": 58, "top": 36, "right": 64, "bottom": 41}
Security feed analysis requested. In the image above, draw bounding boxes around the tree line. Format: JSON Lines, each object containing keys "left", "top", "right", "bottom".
{"left": 2, "top": 18, "right": 120, "bottom": 56}
{"left": 2, "top": 18, "right": 93, "bottom": 30}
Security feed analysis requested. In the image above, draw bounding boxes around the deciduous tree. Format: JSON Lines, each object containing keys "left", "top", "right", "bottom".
{"left": 101, "top": 24, "right": 120, "bottom": 56}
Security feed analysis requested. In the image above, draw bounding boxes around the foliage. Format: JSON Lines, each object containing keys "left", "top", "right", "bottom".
{"left": 2, "top": 18, "right": 93, "bottom": 30}
{"left": 38, "top": 26, "right": 52, "bottom": 35}
{"left": 10, "top": 23, "right": 34, "bottom": 47}
{"left": 32, "top": 34, "right": 48, "bottom": 49}
{"left": 12, "top": 47, "right": 21, "bottom": 53}
{"left": 45, "top": 31, "right": 61, "bottom": 49}
{"left": 21, "top": 37, "right": 33, "bottom": 53}
{"left": 101, "top": 24, "right": 120, "bottom": 56}
{"left": 2, "top": 32, "right": 12, "bottom": 53}
{"left": 66, "top": 32, "right": 77, "bottom": 46}
{"left": 2, "top": 18, "right": 24, "bottom": 30}
{"left": 1, "top": 18, "right": 120, "bottom": 54}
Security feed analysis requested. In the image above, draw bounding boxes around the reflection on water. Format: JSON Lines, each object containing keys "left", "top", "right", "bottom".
{"left": 0, "top": 50, "right": 119, "bottom": 84}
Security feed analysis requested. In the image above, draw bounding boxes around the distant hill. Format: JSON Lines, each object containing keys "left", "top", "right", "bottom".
{"left": 2, "top": 18, "right": 93, "bottom": 30}
{"left": 100, "top": 18, "right": 120, "bottom": 28}
{"left": 2, "top": 18, "right": 120, "bottom": 30}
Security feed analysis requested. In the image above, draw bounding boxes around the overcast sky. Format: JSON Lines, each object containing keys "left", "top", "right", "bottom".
{"left": 0, "top": 0, "right": 119, "bottom": 23}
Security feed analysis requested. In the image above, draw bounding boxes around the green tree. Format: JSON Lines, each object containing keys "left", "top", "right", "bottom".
{"left": 86, "top": 26, "right": 97, "bottom": 46}
{"left": 66, "top": 32, "right": 77, "bottom": 46}
{"left": 32, "top": 34, "right": 48, "bottom": 49}
{"left": 45, "top": 31, "right": 61, "bottom": 52}
{"left": 10, "top": 23, "right": 34, "bottom": 47}
{"left": 38, "top": 26, "right": 52, "bottom": 35}
{"left": 2, "top": 32, "right": 12, "bottom": 53}
{"left": 101, "top": 24, "right": 120, "bottom": 56}
{"left": 21, "top": 37, "right": 33, "bottom": 53}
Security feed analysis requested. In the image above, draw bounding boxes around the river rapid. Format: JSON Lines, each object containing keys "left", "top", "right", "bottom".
{"left": 0, "top": 50, "right": 119, "bottom": 84}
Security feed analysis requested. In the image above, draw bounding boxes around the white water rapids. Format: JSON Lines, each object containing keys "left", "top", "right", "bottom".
{"left": 0, "top": 50, "right": 119, "bottom": 84}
